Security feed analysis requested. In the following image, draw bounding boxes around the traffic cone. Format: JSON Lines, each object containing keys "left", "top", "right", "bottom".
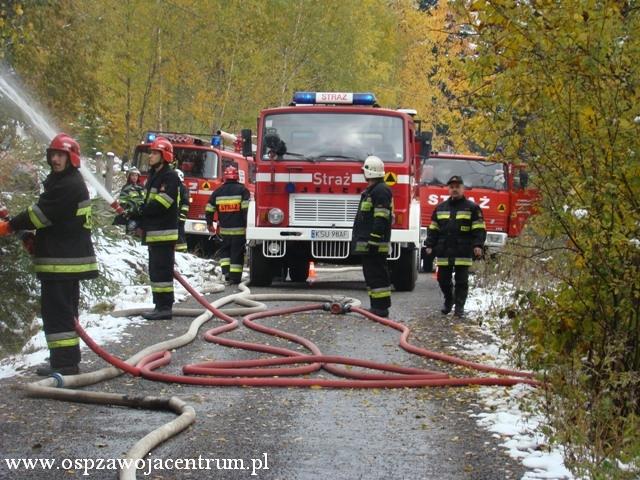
{"left": 308, "top": 261, "right": 317, "bottom": 282}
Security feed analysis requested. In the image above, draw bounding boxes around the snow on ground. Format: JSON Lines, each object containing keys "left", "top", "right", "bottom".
{"left": 0, "top": 232, "right": 217, "bottom": 379}
{"left": 462, "top": 281, "right": 575, "bottom": 480}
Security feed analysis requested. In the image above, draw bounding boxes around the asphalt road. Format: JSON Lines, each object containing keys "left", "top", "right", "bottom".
{"left": 0, "top": 268, "right": 525, "bottom": 480}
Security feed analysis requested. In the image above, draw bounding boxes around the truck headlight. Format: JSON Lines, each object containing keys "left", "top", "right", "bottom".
{"left": 268, "top": 208, "right": 284, "bottom": 225}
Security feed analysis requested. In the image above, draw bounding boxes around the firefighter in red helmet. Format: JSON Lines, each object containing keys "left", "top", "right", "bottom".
{"left": 140, "top": 136, "right": 180, "bottom": 320}
{"left": 0, "top": 133, "right": 99, "bottom": 376}
{"left": 205, "top": 165, "right": 250, "bottom": 284}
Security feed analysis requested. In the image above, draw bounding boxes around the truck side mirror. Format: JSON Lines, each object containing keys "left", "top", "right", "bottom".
{"left": 241, "top": 129, "right": 253, "bottom": 158}
{"left": 519, "top": 170, "right": 529, "bottom": 189}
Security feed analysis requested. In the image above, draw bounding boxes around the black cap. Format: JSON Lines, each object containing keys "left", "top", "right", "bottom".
{"left": 447, "top": 175, "right": 464, "bottom": 185}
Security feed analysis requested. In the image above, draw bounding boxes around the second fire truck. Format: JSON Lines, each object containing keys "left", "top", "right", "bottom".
{"left": 132, "top": 131, "right": 255, "bottom": 254}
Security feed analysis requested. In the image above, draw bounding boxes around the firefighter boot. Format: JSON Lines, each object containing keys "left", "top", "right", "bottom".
{"left": 35, "top": 364, "right": 79, "bottom": 377}
{"left": 441, "top": 290, "right": 454, "bottom": 315}
{"left": 454, "top": 286, "right": 468, "bottom": 318}
{"left": 142, "top": 306, "right": 172, "bottom": 320}
{"left": 368, "top": 307, "right": 389, "bottom": 318}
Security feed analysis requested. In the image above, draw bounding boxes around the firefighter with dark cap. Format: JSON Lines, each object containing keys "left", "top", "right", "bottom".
{"left": 352, "top": 155, "right": 394, "bottom": 318}
{"left": 114, "top": 167, "right": 144, "bottom": 232}
{"left": 175, "top": 168, "right": 190, "bottom": 253}
{"left": 424, "top": 175, "right": 486, "bottom": 318}
{"left": 0, "top": 133, "right": 99, "bottom": 376}
{"left": 205, "top": 166, "right": 250, "bottom": 284}
{"left": 140, "top": 136, "right": 180, "bottom": 320}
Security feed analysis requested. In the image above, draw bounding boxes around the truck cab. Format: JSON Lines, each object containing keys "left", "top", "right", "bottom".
{"left": 419, "top": 152, "right": 538, "bottom": 270}
{"left": 244, "top": 92, "right": 422, "bottom": 290}
{"left": 132, "top": 131, "right": 255, "bottom": 254}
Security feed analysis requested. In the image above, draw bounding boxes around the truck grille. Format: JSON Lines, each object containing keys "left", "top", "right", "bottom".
{"left": 290, "top": 194, "right": 359, "bottom": 227}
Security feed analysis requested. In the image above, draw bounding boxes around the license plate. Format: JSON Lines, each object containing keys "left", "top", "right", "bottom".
{"left": 310, "top": 229, "right": 351, "bottom": 240}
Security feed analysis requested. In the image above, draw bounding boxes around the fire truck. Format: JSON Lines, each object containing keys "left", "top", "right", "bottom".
{"left": 239, "top": 91, "right": 430, "bottom": 291}
{"left": 419, "top": 152, "right": 538, "bottom": 271}
{"left": 132, "top": 131, "right": 255, "bottom": 253}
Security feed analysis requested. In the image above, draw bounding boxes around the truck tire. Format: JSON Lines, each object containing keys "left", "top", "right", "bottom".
{"left": 390, "top": 247, "right": 418, "bottom": 292}
{"left": 288, "top": 259, "right": 309, "bottom": 282}
{"left": 248, "top": 245, "right": 273, "bottom": 287}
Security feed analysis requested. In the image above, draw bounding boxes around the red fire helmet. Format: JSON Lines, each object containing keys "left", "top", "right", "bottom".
{"left": 150, "top": 136, "right": 174, "bottom": 163}
{"left": 223, "top": 166, "right": 239, "bottom": 181}
{"left": 47, "top": 133, "right": 81, "bottom": 168}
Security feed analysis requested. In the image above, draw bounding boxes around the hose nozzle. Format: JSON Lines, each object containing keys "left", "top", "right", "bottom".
{"left": 110, "top": 200, "right": 125, "bottom": 215}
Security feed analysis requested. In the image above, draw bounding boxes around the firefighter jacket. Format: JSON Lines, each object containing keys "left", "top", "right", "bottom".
{"left": 352, "top": 179, "right": 393, "bottom": 255}
{"left": 205, "top": 180, "right": 250, "bottom": 235}
{"left": 9, "top": 167, "right": 99, "bottom": 280}
{"left": 118, "top": 183, "right": 145, "bottom": 217}
{"left": 178, "top": 182, "right": 190, "bottom": 222}
{"left": 425, "top": 196, "right": 486, "bottom": 266}
{"left": 141, "top": 164, "right": 179, "bottom": 245}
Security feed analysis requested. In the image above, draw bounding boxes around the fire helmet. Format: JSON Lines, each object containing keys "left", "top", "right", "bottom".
{"left": 362, "top": 155, "right": 385, "bottom": 179}
{"left": 223, "top": 166, "right": 239, "bottom": 182}
{"left": 175, "top": 169, "right": 184, "bottom": 182}
{"left": 47, "top": 133, "right": 81, "bottom": 168}
{"left": 149, "top": 136, "right": 173, "bottom": 163}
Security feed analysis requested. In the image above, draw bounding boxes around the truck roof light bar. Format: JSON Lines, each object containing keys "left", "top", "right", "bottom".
{"left": 292, "top": 92, "right": 377, "bottom": 106}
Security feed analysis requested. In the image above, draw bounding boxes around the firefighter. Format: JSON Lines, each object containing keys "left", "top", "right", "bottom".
{"left": 0, "top": 133, "right": 99, "bottom": 376}
{"left": 175, "top": 168, "right": 190, "bottom": 253}
{"left": 114, "top": 167, "right": 144, "bottom": 232}
{"left": 140, "top": 136, "right": 180, "bottom": 320}
{"left": 205, "top": 166, "right": 250, "bottom": 284}
{"left": 352, "top": 156, "right": 393, "bottom": 318}
{"left": 424, "top": 175, "right": 486, "bottom": 318}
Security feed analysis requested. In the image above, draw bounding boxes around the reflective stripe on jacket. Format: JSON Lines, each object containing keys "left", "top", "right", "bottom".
{"left": 352, "top": 180, "right": 393, "bottom": 255}
{"left": 9, "top": 167, "right": 99, "bottom": 280}
{"left": 425, "top": 196, "right": 486, "bottom": 262}
{"left": 141, "top": 165, "right": 179, "bottom": 245}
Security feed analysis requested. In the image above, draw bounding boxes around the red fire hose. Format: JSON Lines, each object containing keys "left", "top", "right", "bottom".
{"left": 75, "top": 270, "right": 541, "bottom": 388}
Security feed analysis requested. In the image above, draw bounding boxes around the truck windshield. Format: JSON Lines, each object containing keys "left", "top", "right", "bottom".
{"left": 134, "top": 147, "right": 219, "bottom": 179}
{"left": 420, "top": 159, "right": 507, "bottom": 191}
{"left": 261, "top": 113, "right": 404, "bottom": 163}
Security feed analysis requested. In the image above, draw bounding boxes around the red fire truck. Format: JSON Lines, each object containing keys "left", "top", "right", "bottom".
{"left": 419, "top": 152, "right": 538, "bottom": 270}
{"left": 239, "top": 91, "right": 429, "bottom": 291}
{"left": 132, "top": 131, "right": 255, "bottom": 253}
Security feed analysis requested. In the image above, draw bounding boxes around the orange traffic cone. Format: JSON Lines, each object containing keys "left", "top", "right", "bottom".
{"left": 308, "top": 261, "right": 317, "bottom": 282}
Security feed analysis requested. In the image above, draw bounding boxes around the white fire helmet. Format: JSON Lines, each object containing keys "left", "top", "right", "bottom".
{"left": 362, "top": 155, "right": 385, "bottom": 179}
{"left": 175, "top": 168, "right": 184, "bottom": 182}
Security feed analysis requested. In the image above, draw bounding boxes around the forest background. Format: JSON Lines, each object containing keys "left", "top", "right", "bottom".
{"left": 1, "top": 1, "right": 639, "bottom": 478}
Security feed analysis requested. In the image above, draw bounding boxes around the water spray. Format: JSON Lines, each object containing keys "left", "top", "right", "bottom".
{"left": 0, "top": 70, "right": 125, "bottom": 215}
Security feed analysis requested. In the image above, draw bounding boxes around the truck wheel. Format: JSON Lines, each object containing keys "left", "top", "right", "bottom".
{"left": 288, "top": 259, "right": 309, "bottom": 282}
{"left": 248, "top": 245, "right": 273, "bottom": 287}
{"left": 391, "top": 247, "right": 418, "bottom": 292}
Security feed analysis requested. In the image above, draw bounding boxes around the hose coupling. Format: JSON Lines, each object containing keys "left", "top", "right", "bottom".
{"left": 51, "top": 372, "right": 65, "bottom": 388}
{"left": 324, "top": 302, "right": 349, "bottom": 315}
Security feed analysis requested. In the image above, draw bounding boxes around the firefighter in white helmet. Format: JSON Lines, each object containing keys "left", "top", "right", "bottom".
{"left": 351, "top": 156, "right": 394, "bottom": 317}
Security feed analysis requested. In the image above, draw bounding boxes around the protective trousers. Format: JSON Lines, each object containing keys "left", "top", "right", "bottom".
{"left": 148, "top": 244, "right": 175, "bottom": 308}
{"left": 361, "top": 254, "right": 391, "bottom": 310}
{"left": 437, "top": 265, "right": 469, "bottom": 310}
{"left": 41, "top": 279, "right": 80, "bottom": 368}
{"left": 218, "top": 235, "right": 246, "bottom": 283}
{"left": 176, "top": 221, "right": 187, "bottom": 252}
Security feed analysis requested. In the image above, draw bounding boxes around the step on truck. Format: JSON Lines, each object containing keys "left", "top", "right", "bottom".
{"left": 239, "top": 91, "right": 430, "bottom": 291}
{"left": 132, "top": 131, "right": 255, "bottom": 255}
